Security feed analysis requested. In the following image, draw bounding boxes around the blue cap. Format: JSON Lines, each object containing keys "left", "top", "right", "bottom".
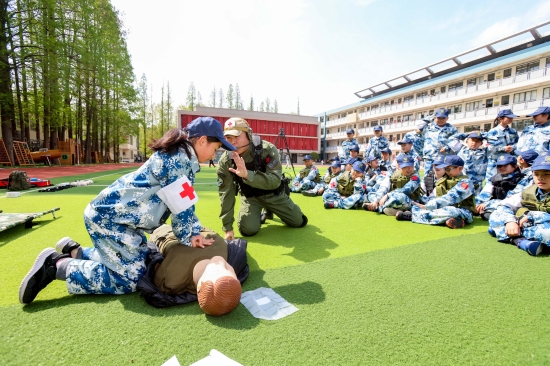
{"left": 433, "top": 155, "right": 445, "bottom": 167}
{"left": 397, "top": 137, "right": 413, "bottom": 145}
{"left": 303, "top": 154, "right": 313, "bottom": 161}
{"left": 350, "top": 144, "right": 359, "bottom": 152}
{"left": 468, "top": 131, "right": 483, "bottom": 139}
{"left": 186, "top": 117, "right": 236, "bottom": 151}
{"left": 373, "top": 126, "right": 383, "bottom": 131}
{"left": 526, "top": 106, "right": 550, "bottom": 117}
{"left": 495, "top": 154, "right": 516, "bottom": 166}
{"left": 345, "top": 157, "right": 357, "bottom": 165}
{"left": 331, "top": 160, "right": 341, "bottom": 168}
{"left": 435, "top": 155, "right": 464, "bottom": 168}
{"left": 381, "top": 148, "right": 392, "bottom": 154}
{"left": 366, "top": 156, "right": 378, "bottom": 163}
{"left": 497, "top": 109, "right": 518, "bottom": 118}
{"left": 514, "top": 149, "right": 539, "bottom": 164}
{"left": 530, "top": 154, "right": 550, "bottom": 171}
{"left": 396, "top": 154, "right": 414, "bottom": 168}
{"left": 329, "top": 156, "right": 340, "bottom": 162}
{"left": 435, "top": 108, "right": 450, "bottom": 118}
{"left": 352, "top": 161, "right": 366, "bottom": 173}
{"left": 346, "top": 128, "right": 355, "bottom": 134}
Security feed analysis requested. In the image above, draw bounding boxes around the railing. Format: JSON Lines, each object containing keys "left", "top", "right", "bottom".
{"left": 354, "top": 67, "right": 550, "bottom": 121}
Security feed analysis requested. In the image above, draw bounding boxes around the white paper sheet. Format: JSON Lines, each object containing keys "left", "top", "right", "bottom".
{"left": 190, "top": 349, "right": 243, "bottom": 366}
{"left": 240, "top": 287, "right": 299, "bottom": 320}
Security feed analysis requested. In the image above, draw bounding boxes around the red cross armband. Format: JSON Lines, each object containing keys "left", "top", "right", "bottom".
{"left": 156, "top": 175, "right": 199, "bottom": 214}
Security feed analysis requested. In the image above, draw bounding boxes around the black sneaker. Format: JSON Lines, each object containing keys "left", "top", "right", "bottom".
{"left": 19, "top": 248, "right": 69, "bottom": 304}
{"left": 260, "top": 210, "right": 274, "bottom": 224}
{"left": 55, "top": 237, "right": 81, "bottom": 255}
{"left": 302, "top": 190, "right": 317, "bottom": 197}
{"left": 362, "top": 203, "right": 377, "bottom": 211}
{"left": 396, "top": 211, "right": 412, "bottom": 221}
{"left": 324, "top": 202, "right": 335, "bottom": 209}
{"left": 446, "top": 218, "right": 466, "bottom": 229}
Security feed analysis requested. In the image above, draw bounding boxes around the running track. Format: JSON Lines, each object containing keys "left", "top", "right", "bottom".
{"left": 0, "top": 163, "right": 142, "bottom": 179}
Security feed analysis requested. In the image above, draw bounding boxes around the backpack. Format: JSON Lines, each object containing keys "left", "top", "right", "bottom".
{"left": 8, "top": 170, "right": 31, "bottom": 191}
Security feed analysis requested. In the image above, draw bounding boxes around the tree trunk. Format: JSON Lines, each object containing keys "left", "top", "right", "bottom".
{"left": 0, "top": 0, "right": 15, "bottom": 163}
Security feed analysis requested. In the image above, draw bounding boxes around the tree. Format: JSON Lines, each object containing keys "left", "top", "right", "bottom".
{"left": 274, "top": 99, "right": 278, "bottom": 113}
{"left": 265, "top": 97, "right": 271, "bottom": 112}
{"left": 165, "top": 81, "right": 172, "bottom": 129}
{"left": 186, "top": 82, "right": 196, "bottom": 110}
{"left": 209, "top": 87, "right": 216, "bottom": 107}
{"left": 297, "top": 97, "right": 300, "bottom": 115}
{"left": 226, "top": 84, "right": 234, "bottom": 109}
{"left": 235, "top": 84, "right": 241, "bottom": 110}
{"left": 248, "top": 96, "right": 254, "bottom": 111}
{"left": 138, "top": 74, "right": 148, "bottom": 157}
{"left": 196, "top": 91, "right": 202, "bottom": 107}
{"left": 259, "top": 101, "right": 265, "bottom": 112}
{"left": 218, "top": 88, "right": 224, "bottom": 108}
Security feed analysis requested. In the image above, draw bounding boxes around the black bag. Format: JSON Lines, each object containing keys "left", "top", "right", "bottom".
{"left": 8, "top": 170, "right": 31, "bottom": 191}
{"left": 136, "top": 239, "right": 249, "bottom": 308}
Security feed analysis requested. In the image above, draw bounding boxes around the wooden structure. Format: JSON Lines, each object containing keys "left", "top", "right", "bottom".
{"left": 30, "top": 149, "right": 62, "bottom": 166}
{"left": 58, "top": 139, "right": 82, "bottom": 165}
{"left": 13, "top": 141, "right": 35, "bottom": 166}
{"left": 0, "top": 139, "right": 12, "bottom": 166}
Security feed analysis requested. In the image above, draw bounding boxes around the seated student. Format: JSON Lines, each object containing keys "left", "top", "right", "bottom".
{"left": 363, "top": 154, "right": 423, "bottom": 216}
{"left": 475, "top": 154, "right": 524, "bottom": 220}
{"left": 365, "top": 156, "right": 381, "bottom": 180}
{"left": 291, "top": 154, "right": 321, "bottom": 193}
{"left": 506, "top": 149, "right": 538, "bottom": 197}
{"left": 395, "top": 137, "right": 421, "bottom": 173}
{"left": 343, "top": 157, "right": 357, "bottom": 172}
{"left": 137, "top": 225, "right": 248, "bottom": 315}
{"left": 449, "top": 131, "right": 488, "bottom": 193}
{"left": 303, "top": 160, "right": 342, "bottom": 197}
{"left": 488, "top": 154, "right": 550, "bottom": 256}
{"left": 380, "top": 148, "right": 394, "bottom": 174}
{"left": 349, "top": 144, "right": 363, "bottom": 161}
{"left": 401, "top": 155, "right": 476, "bottom": 229}
{"left": 322, "top": 161, "right": 367, "bottom": 209}
{"left": 422, "top": 155, "right": 446, "bottom": 198}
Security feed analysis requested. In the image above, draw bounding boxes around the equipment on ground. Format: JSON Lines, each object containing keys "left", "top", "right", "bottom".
{"left": 0, "top": 207, "right": 59, "bottom": 232}
{"left": 273, "top": 128, "right": 296, "bottom": 177}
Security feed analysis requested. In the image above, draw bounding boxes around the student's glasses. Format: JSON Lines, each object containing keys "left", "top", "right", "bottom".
{"left": 444, "top": 166, "right": 457, "bottom": 172}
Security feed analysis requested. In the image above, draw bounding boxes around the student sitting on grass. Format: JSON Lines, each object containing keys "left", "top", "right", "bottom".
{"left": 475, "top": 154, "right": 525, "bottom": 221}
{"left": 449, "top": 131, "right": 488, "bottom": 193}
{"left": 323, "top": 161, "right": 367, "bottom": 209}
{"left": 488, "top": 154, "right": 550, "bottom": 256}
{"left": 363, "top": 154, "right": 423, "bottom": 216}
{"left": 403, "top": 155, "right": 476, "bottom": 229}
{"left": 19, "top": 117, "right": 236, "bottom": 305}
{"left": 303, "top": 160, "right": 342, "bottom": 197}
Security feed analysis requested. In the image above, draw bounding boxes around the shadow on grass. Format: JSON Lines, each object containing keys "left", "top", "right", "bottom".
{"left": 250, "top": 223, "right": 338, "bottom": 264}
{"left": 0, "top": 216, "right": 61, "bottom": 248}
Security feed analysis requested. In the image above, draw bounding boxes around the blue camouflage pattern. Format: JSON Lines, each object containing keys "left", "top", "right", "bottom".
{"left": 365, "top": 136, "right": 389, "bottom": 159}
{"left": 340, "top": 138, "right": 358, "bottom": 159}
{"left": 404, "top": 130, "right": 425, "bottom": 159}
{"left": 366, "top": 173, "right": 421, "bottom": 212}
{"left": 65, "top": 148, "right": 202, "bottom": 294}
{"left": 485, "top": 124, "right": 519, "bottom": 180}
{"left": 422, "top": 122, "right": 458, "bottom": 172}
{"left": 322, "top": 176, "right": 367, "bottom": 209}
{"left": 516, "top": 121, "right": 550, "bottom": 155}
{"left": 454, "top": 143, "right": 488, "bottom": 188}
{"left": 291, "top": 165, "right": 320, "bottom": 192}
{"left": 412, "top": 176, "right": 474, "bottom": 225}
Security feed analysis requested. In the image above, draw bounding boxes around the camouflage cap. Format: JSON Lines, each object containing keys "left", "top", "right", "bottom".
{"left": 224, "top": 117, "right": 250, "bottom": 137}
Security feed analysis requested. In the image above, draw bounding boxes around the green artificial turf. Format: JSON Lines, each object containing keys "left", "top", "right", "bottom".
{"left": 1, "top": 166, "right": 550, "bottom": 365}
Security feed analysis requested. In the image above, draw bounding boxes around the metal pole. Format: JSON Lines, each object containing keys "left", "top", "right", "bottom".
{"left": 322, "top": 112, "right": 327, "bottom": 162}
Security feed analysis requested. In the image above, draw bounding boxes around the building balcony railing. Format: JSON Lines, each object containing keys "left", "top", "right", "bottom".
{"left": 354, "top": 67, "right": 550, "bottom": 121}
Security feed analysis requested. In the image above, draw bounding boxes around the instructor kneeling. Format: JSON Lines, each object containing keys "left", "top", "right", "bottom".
{"left": 217, "top": 117, "right": 307, "bottom": 238}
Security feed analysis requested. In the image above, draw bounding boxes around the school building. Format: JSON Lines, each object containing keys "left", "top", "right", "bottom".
{"left": 319, "top": 21, "right": 550, "bottom": 160}
{"left": 178, "top": 107, "right": 320, "bottom": 163}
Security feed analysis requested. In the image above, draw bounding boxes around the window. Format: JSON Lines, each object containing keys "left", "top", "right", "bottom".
{"left": 449, "top": 104, "right": 462, "bottom": 114}
{"left": 403, "top": 114, "right": 413, "bottom": 121}
{"left": 486, "top": 98, "right": 493, "bottom": 108}
{"left": 467, "top": 78, "right": 477, "bottom": 87}
{"left": 440, "top": 86, "right": 446, "bottom": 93}
{"left": 448, "top": 81, "right": 464, "bottom": 91}
{"left": 546, "top": 57, "right": 550, "bottom": 67}
{"left": 543, "top": 87, "right": 550, "bottom": 99}
{"left": 483, "top": 123, "right": 492, "bottom": 131}
{"left": 397, "top": 116, "right": 402, "bottom": 122}
{"left": 428, "top": 109, "right": 434, "bottom": 115}
{"left": 370, "top": 120, "right": 378, "bottom": 127}
{"left": 389, "top": 117, "right": 394, "bottom": 123}
{"left": 380, "top": 118, "right": 388, "bottom": 125}
{"left": 513, "top": 90, "right": 537, "bottom": 103}
{"left": 501, "top": 95, "right": 510, "bottom": 105}
{"left": 516, "top": 61, "right": 540, "bottom": 75}
{"left": 403, "top": 95, "right": 414, "bottom": 102}
{"left": 465, "top": 101, "right": 481, "bottom": 111}
{"left": 488, "top": 73, "right": 495, "bottom": 82}
{"left": 397, "top": 98, "right": 402, "bottom": 103}
{"left": 503, "top": 68, "right": 512, "bottom": 78}
{"left": 464, "top": 125, "right": 481, "bottom": 133}
{"left": 430, "top": 89, "right": 436, "bottom": 95}
{"left": 512, "top": 119, "right": 533, "bottom": 132}
{"left": 396, "top": 134, "right": 401, "bottom": 140}
{"left": 416, "top": 91, "right": 428, "bottom": 99}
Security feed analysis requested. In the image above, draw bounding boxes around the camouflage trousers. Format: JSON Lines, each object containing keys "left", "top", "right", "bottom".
{"left": 485, "top": 159, "right": 498, "bottom": 182}
{"left": 489, "top": 212, "right": 550, "bottom": 244}
{"left": 291, "top": 178, "right": 316, "bottom": 193}
{"left": 64, "top": 206, "right": 149, "bottom": 295}
{"left": 322, "top": 190, "right": 363, "bottom": 209}
{"left": 412, "top": 205, "right": 473, "bottom": 226}
{"left": 310, "top": 182, "right": 327, "bottom": 194}
{"left": 380, "top": 192, "right": 413, "bottom": 212}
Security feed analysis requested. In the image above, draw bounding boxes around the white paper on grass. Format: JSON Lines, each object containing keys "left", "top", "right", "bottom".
{"left": 240, "top": 287, "right": 298, "bottom": 320}
{"left": 189, "top": 349, "right": 243, "bottom": 366}
{"left": 161, "top": 355, "right": 180, "bottom": 366}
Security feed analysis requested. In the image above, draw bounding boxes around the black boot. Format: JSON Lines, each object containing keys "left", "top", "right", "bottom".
{"left": 260, "top": 210, "right": 274, "bottom": 224}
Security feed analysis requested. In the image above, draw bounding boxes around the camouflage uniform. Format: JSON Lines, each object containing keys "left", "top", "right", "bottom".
{"left": 476, "top": 170, "right": 524, "bottom": 214}
{"left": 365, "top": 136, "right": 389, "bottom": 159}
{"left": 291, "top": 165, "right": 321, "bottom": 192}
{"left": 392, "top": 150, "right": 421, "bottom": 173}
{"left": 485, "top": 125, "right": 519, "bottom": 181}
{"left": 422, "top": 122, "right": 458, "bottom": 173}
{"left": 516, "top": 121, "right": 550, "bottom": 155}
{"left": 380, "top": 158, "right": 395, "bottom": 175}
{"left": 66, "top": 149, "right": 202, "bottom": 295}
{"left": 217, "top": 140, "right": 305, "bottom": 237}
{"left": 507, "top": 168, "right": 533, "bottom": 197}
{"left": 310, "top": 169, "right": 341, "bottom": 195}
{"left": 366, "top": 171, "right": 422, "bottom": 212}
{"left": 412, "top": 174, "right": 475, "bottom": 226}
{"left": 449, "top": 133, "right": 488, "bottom": 190}
{"left": 340, "top": 138, "right": 358, "bottom": 160}
{"left": 322, "top": 171, "right": 367, "bottom": 209}
{"left": 404, "top": 130, "right": 425, "bottom": 159}
{"left": 489, "top": 187, "right": 550, "bottom": 245}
